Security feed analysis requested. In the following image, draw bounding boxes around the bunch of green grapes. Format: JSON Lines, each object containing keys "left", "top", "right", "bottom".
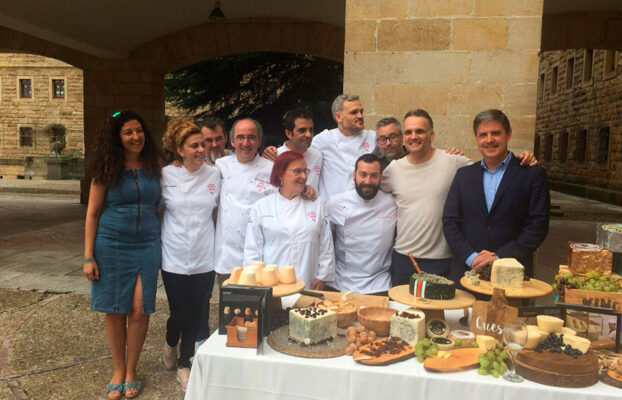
{"left": 553, "top": 272, "right": 622, "bottom": 295}
{"left": 414, "top": 338, "right": 438, "bottom": 362}
{"left": 477, "top": 343, "right": 509, "bottom": 378}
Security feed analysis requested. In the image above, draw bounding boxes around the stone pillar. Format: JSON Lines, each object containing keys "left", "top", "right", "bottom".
{"left": 81, "top": 64, "right": 165, "bottom": 203}
{"left": 344, "top": 0, "right": 543, "bottom": 159}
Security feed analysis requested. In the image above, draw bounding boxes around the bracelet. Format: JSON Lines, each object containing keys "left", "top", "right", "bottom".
{"left": 84, "top": 257, "right": 95, "bottom": 263}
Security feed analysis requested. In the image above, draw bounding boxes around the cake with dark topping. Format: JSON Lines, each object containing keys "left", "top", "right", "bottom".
{"left": 288, "top": 307, "right": 337, "bottom": 345}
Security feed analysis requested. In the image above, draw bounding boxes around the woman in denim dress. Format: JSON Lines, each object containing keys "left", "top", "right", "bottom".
{"left": 83, "top": 110, "right": 162, "bottom": 400}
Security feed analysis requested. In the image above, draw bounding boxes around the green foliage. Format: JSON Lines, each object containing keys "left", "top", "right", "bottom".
{"left": 165, "top": 52, "right": 343, "bottom": 147}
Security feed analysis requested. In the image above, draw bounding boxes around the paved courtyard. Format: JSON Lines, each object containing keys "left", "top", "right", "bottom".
{"left": 0, "top": 180, "right": 622, "bottom": 399}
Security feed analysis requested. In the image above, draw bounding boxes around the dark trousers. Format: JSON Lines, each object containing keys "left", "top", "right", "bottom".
{"left": 162, "top": 269, "right": 215, "bottom": 368}
{"left": 391, "top": 250, "right": 451, "bottom": 286}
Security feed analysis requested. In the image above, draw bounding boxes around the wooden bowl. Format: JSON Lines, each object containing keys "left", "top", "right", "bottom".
{"left": 357, "top": 307, "right": 398, "bottom": 337}
{"left": 336, "top": 309, "right": 358, "bottom": 328}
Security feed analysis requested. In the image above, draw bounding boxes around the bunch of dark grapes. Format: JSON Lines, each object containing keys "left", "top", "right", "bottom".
{"left": 478, "top": 264, "right": 492, "bottom": 281}
{"left": 534, "top": 333, "right": 582, "bottom": 358}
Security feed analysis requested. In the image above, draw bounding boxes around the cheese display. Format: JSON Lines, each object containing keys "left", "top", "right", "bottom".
{"left": 237, "top": 269, "right": 257, "bottom": 285}
{"left": 288, "top": 307, "right": 337, "bottom": 345}
{"left": 475, "top": 334, "right": 498, "bottom": 350}
{"left": 567, "top": 242, "right": 612, "bottom": 274}
{"left": 525, "top": 325, "right": 542, "bottom": 349}
{"left": 389, "top": 308, "right": 426, "bottom": 346}
{"left": 279, "top": 265, "right": 297, "bottom": 284}
{"left": 562, "top": 335, "right": 591, "bottom": 354}
{"left": 259, "top": 268, "right": 279, "bottom": 286}
{"left": 230, "top": 267, "right": 243, "bottom": 284}
{"left": 408, "top": 272, "right": 456, "bottom": 300}
{"left": 537, "top": 315, "right": 564, "bottom": 333}
{"left": 490, "top": 258, "right": 524, "bottom": 288}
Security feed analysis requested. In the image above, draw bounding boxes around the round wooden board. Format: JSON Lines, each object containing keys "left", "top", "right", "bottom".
{"left": 388, "top": 285, "right": 476, "bottom": 310}
{"left": 460, "top": 277, "right": 552, "bottom": 298}
{"left": 601, "top": 369, "right": 622, "bottom": 389}
{"left": 266, "top": 325, "right": 348, "bottom": 358}
{"left": 514, "top": 350, "right": 599, "bottom": 388}
{"left": 223, "top": 278, "right": 305, "bottom": 298}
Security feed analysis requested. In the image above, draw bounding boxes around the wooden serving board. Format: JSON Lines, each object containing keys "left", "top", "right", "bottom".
{"left": 352, "top": 337, "right": 414, "bottom": 366}
{"left": 294, "top": 290, "right": 389, "bottom": 309}
{"left": 223, "top": 278, "right": 305, "bottom": 298}
{"left": 601, "top": 369, "right": 622, "bottom": 389}
{"left": 423, "top": 348, "right": 485, "bottom": 372}
{"left": 266, "top": 325, "right": 348, "bottom": 358}
{"left": 388, "top": 285, "right": 475, "bottom": 310}
{"left": 460, "top": 277, "right": 553, "bottom": 298}
{"left": 514, "top": 349, "right": 599, "bottom": 388}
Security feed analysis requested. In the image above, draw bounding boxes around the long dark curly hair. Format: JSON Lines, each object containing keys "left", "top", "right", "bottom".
{"left": 89, "top": 110, "right": 162, "bottom": 188}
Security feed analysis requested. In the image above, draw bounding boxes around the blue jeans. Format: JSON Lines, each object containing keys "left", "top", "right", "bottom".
{"left": 390, "top": 250, "right": 451, "bottom": 287}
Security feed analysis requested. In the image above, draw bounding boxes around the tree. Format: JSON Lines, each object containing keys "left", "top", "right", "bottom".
{"left": 165, "top": 52, "right": 343, "bottom": 147}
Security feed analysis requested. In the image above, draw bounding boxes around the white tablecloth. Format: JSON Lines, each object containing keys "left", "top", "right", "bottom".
{"left": 186, "top": 297, "right": 621, "bottom": 400}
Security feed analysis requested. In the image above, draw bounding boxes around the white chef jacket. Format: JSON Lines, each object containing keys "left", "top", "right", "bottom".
{"left": 214, "top": 154, "right": 275, "bottom": 274}
{"left": 244, "top": 192, "right": 335, "bottom": 288}
{"left": 160, "top": 164, "right": 221, "bottom": 275}
{"left": 311, "top": 128, "right": 376, "bottom": 201}
{"left": 326, "top": 189, "right": 397, "bottom": 294}
{"left": 276, "top": 142, "right": 323, "bottom": 191}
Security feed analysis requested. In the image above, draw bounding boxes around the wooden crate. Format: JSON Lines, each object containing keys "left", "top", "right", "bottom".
{"left": 563, "top": 288, "right": 622, "bottom": 314}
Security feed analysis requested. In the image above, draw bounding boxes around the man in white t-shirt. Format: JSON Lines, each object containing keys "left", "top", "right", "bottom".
{"left": 311, "top": 94, "right": 377, "bottom": 200}
{"left": 381, "top": 109, "right": 537, "bottom": 286}
{"left": 276, "top": 108, "right": 323, "bottom": 191}
{"left": 326, "top": 153, "right": 397, "bottom": 295}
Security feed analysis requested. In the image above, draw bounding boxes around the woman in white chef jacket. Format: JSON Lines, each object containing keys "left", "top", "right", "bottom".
{"left": 160, "top": 119, "right": 221, "bottom": 391}
{"left": 244, "top": 151, "right": 335, "bottom": 289}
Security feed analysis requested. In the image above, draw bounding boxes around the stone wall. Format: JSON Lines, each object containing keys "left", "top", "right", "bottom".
{"left": 0, "top": 53, "right": 83, "bottom": 178}
{"left": 343, "top": 0, "right": 543, "bottom": 160}
{"left": 536, "top": 49, "right": 622, "bottom": 204}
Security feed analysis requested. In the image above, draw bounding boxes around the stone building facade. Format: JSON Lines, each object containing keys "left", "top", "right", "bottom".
{"left": 536, "top": 49, "right": 621, "bottom": 204}
{"left": 0, "top": 53, "right": 84, "bottom": 179}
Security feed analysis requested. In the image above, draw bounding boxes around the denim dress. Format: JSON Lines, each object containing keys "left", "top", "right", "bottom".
{"left": 91, "top": 169, "right": 161, "bottom": 314}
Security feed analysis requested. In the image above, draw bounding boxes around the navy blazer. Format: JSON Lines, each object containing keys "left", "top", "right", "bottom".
{"left": 442, "top": 153, "right": 550, "bottom": 284}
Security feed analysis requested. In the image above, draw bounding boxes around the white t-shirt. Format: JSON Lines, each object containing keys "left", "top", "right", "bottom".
{"left": 160, "top": 164, "right": 221, "bottom": 275}
{"left": 214, "top": 154, "right": 275, "bottom": 274}
{"left": 277, "top": 142, "right": 323, "bottom": 191}
{"left": 311, "top": 128, "right": 376, "bottom": 201}
{"left": 381, "top": 149, "right": 471, "bottom": 259}
{"left": 326, "top": 189, "right": 397, "bottom": 294}
{"left": 244, "top": 192, "right": 335, "bottom": 288}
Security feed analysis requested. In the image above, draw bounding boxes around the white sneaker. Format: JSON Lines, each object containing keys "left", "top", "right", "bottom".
{"left": 162, "top": 342, "right": 177, "bottom": 371}
{"left": 176, "top": 367, "right": 190, "bottom": 391}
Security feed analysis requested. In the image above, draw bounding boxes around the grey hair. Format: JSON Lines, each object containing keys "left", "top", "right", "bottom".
{"left": 376, "top": 117, "right": 402, "bottom": 132}
{"left": 472, "top": 109, "right": 511, "bottom": 135}
{"left": 331, "top": 94, "right": 360, "bottom": 118}
{"left": 403, "top": 109, "right": 434, "bottom": 130}
{"left": 230, "top": 118, "right": 263, "bottom": 141}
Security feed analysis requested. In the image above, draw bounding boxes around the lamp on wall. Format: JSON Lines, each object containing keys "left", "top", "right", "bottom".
{"left": 209, "top": 1, "right": 226, "bottom": 21}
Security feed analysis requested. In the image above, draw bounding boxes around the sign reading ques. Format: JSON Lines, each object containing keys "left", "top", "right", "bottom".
{"left": 470, "top": 288, "right": 518, "bottom": 341}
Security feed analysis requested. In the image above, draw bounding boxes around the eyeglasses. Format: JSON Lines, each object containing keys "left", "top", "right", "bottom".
{"left": 289, "top": 168, "right": 310, "bottom": 176}
{"left": 234, "top": 135, "right": 258, "bottom": 142}
{"left": 377, "top": 133, "right": 402, "bottom": 144}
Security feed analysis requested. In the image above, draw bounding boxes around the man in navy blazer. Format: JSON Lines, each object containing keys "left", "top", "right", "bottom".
{"left": 442, "top": 109, "right": 550, "bottom": 288}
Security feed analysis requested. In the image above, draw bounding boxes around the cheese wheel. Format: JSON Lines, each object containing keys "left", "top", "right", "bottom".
{"left": 476, "top": 335, "right": 498, "bottom": 350}
{"left": 525, "top": 325, "right": 542, "bottom": 349}
{"left": 230, "top": 267, "right": 243, "bottom": 284}
{"left": 563, "top": 335, "right": 591, "bottom": 354}
{"left": 537, "top": 315, "right": 564, "bottom": 333}
{"left": 259, "top": 268, "right": 279, "bottom": 286}
{"left": 237, "top": 269, "right": 257, "bottom": 285}
{"left": 278, "top": 265, "right": 296, "bottom": 284}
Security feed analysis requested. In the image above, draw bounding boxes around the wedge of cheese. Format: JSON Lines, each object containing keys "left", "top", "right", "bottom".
{"left": 525, "top": 325, "right": 542, "bottom": 349}
{"left": 491, "top": 258, "right": 524, "bottom": 288}
{"left": 563, "top": 335, "right": 591, "bottom": 354}
{"left": 537, "top": 315, "right": 564, "bottom": 333}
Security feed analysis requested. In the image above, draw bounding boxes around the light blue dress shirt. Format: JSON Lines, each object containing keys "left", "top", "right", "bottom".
{"left": 465, "top": 152, "right": 513, "bottom": 267}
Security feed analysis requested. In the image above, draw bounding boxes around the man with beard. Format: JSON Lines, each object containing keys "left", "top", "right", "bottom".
{"left": 443, "top": 109, "right": 549, "bottom": 287}
{"left": 381, "top": 109, "right": 538, "bottom": 286}
{"left": 199, "top": 117, "right": 233, "bottom": 163}
{"left": 376, "top": 117, "right": 407, "bottom": 171}
{"left": 276, "top": 108, "right": 323, "bottom": 190}
{"left": 325, "top": 154, "right": 397, "bottom": 295}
